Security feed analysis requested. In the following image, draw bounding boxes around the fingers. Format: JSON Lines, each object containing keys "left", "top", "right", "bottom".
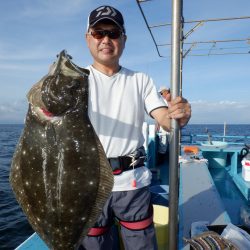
{"left": 170, "top": 96, "right": 187, "bottom": 105}
{"left": 168, "top": 97, "right": 187, "bottom": 114}
{"left": 167, "top": 96, "right": 186, "bottom": 107}
{"left": 168, "top": 97, "right": 191, "bottom": 120}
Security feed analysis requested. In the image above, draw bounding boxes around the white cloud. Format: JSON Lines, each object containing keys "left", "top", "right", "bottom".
{"left": 190, "top": 100, "right": 250, "bottom": 124}
{"left": 1, "top": 98, "right": 249, "bottom": 125}
{"left": 0, "top": 100, "right": 28, "bottom": 124}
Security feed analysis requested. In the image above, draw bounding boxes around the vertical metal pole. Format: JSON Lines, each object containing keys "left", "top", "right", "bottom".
{"left": 168, "top": 0, "right": 183, "bottom": 249}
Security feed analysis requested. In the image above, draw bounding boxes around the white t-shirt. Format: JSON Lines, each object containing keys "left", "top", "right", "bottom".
{"left": 87, "top": 65, "right": 166, "bottom": 191}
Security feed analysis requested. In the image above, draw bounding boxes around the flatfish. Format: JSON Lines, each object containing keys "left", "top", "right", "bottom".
{"left": 9, "top": 50, "right": 114, "bottom": 250}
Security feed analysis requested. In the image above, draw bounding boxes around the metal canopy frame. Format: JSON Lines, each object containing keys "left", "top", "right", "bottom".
{"left": 136, "top": 1, "right": 250, "bottom": 58}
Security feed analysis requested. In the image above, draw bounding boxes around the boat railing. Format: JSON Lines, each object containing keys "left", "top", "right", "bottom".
{"left": 182, "top": 133, "right": 250, "bottom": 146}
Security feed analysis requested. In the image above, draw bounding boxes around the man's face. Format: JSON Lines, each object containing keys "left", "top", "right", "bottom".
{"left": 161, "top": 89, "right": 170, "bottom": 100}
{"left": 85, "top": 22, "right": 126, "bottom": 67}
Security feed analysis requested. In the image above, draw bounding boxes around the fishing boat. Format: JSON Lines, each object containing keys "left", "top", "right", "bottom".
{"left": 15, "top": 123, "right": 250, "bottom": 249}
{"left": 13, "top": 0, "right": 250, "bottom": 249}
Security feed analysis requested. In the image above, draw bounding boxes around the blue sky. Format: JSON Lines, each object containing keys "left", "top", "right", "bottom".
{"left": 0, "top": 0, "right": 249, "bottom": 124}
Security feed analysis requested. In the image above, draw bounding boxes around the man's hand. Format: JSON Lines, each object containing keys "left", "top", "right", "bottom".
{"left": 167, "top": 96, "right": 191, "bottom": 127}
{"left": 151, "top": 95, "right": 191, "bottom": 131}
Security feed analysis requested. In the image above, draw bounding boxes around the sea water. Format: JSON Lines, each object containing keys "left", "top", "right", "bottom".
{"left": 0, "top": 124, "right": 33, "bottom": 250}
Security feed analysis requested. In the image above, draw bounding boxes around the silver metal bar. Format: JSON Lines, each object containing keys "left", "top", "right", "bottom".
{"left": 179, "top": 15, "right": 250, "bottom": 24}
{"left": 169, "top": 0, "right": 182, "bottom": 249}
{"left": 184, "top": 46, "right": 249, "bottom": 51}
{"left": 183, "top": 43, "right": 197, "bottom": 58}
{"left": 208, "top": 42, "right": 217, "bottom": 56}
{"left": 137, "top": 0, "right": 153, "bottom": 2}
{"left": 188, "top": 51, "right": 250, "bottom": 56}
{"left": 158, "top": 38, "right": 250, "bottom": 46}
{"left": 183, "top": 21, "right": 204, "bottom": 40}
{"left": 155, "top": 52, "right": 250, "bottom": 58}
{"left": 149, "top": 15, "right": 250, "bottom": 28}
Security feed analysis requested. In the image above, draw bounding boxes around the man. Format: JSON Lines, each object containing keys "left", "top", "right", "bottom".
{"left": 79, "top": 5, "right": 191, "bottom": 250}
{"left": 156, "top": 86, "right": 171, "bottom": 164}
{"left": 158, "top": 86, "right": 171, "bottom": 103}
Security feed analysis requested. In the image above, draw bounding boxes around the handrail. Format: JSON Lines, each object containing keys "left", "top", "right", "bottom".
{"left": 182, "top": 133, "right": 250, "bottom": 145}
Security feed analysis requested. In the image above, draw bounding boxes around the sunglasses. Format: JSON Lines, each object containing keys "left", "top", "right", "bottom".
{"left": 89, "top": 30, "right": 124, "bottom": 40}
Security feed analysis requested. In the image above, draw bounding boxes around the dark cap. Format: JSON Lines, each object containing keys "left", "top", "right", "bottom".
{"left": 87, "top": 5, "right": 125, "bottom": 33}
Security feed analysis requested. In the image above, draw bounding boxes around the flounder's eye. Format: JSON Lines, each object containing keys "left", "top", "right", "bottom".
{"left": 66, "top": 79, "right": 80, "bottom": 89}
